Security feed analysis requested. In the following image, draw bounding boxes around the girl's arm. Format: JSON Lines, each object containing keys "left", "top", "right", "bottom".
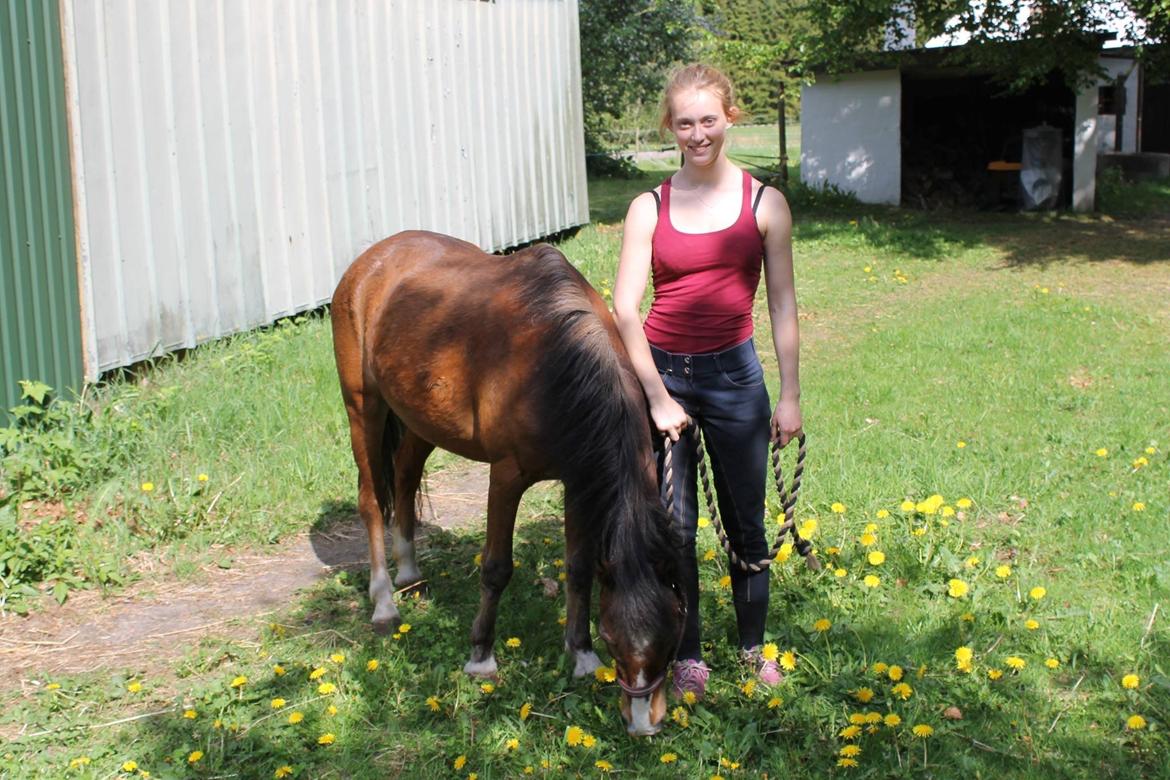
{"left": 612, "top": 192, "right": 689, "bottom": 442}
{"left": 758, "top": 185, "right": 803, "bottom": 446}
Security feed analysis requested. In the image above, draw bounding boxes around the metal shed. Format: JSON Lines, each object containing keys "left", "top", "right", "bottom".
{"left": 1, "top": 0, "right": 589, "bottom": 415}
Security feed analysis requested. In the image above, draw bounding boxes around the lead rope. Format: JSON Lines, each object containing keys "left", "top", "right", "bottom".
{"left": 663, "top": 427, "right": 820, "bottom": 573}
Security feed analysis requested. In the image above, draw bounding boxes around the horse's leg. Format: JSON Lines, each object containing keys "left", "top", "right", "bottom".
{"left": 344, "top": 397, "right": 399, "bottom": 634}
{"left": 564, "top": 495, "right": 602, "bottom": 677}
{"left": 390, "top": 429, "right": 434, "bottom": 590}
{"left": 464, "top": 459, "right": 529, "bottom": 677}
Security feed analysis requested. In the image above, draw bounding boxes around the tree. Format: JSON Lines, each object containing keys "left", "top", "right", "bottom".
{"left": 578, "top": 0, "right": 701, "bottom": 175}
{"left": 796, "top": 1, "right": 1169, "bottom": 92}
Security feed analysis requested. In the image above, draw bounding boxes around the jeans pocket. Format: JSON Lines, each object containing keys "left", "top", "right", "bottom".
{"left": 720, "top": 358, "right": 764, "bottom": 388}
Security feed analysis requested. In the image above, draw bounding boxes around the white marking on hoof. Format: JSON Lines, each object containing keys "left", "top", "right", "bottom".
{"left": 464, "top": 656, "right": 498, "bottom": 677}
{"left": 392, "top": 535, "right": 420, "bottom": 586}
{"left": 573, "top": 650, "right": 602, "bottom": 678}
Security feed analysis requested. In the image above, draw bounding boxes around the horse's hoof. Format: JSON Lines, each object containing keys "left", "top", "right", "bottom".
{"left": 572, "top": 650, "right": 603, "bottom": 678}
{"left": 371, "top": 606, "right": 402, "bottom": 636}
{"left": 463, "top": 655, "right": 498, "bottom": 678}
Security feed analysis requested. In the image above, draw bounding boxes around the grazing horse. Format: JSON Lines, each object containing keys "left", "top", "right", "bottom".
{"left": 331, "top": 231, "right": 685, "bottom": 735}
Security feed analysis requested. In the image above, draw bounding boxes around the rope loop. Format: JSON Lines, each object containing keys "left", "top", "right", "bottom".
{"left": 662, "top": 425, "right": 819, "bottom": 572}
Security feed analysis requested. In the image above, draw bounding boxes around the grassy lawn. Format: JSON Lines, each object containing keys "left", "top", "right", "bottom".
{"left": 1, "top": 151, "right": 1168, "bottom": 778}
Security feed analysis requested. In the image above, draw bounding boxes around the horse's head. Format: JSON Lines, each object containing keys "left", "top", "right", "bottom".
{"left": 596, "top": 505, "right": 686, "bottom": 737}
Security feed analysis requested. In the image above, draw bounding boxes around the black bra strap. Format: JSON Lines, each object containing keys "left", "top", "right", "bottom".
{"left": 649, "top": 189, "right": 661, "bottom": 213}
{"left": 752, "top": 184, "right": 770, "bottom": 215}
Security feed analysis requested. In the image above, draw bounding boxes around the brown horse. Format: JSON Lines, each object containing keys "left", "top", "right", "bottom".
{"left": 331, "top": 231, "right": 684, "bottom": 735}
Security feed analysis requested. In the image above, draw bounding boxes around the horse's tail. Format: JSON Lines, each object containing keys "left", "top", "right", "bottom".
{"left": 380, "top": 411, "right": 405, "bottom": 519}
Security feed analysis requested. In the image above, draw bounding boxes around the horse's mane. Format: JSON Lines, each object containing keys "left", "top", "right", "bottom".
{"left": 514, "top": 246, "right": 681, "bottom": 611}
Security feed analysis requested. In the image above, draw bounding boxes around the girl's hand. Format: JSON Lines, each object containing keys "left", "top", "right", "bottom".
{"left": 771, "top": 398, "right": 802, "bottom": 447}
{"left": 651, "top": 397, "right": 690, "bottom": 443}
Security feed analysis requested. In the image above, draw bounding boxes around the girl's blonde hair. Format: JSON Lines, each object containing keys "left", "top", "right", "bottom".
{"left": 658, "top": 64, "right": 741, "bottom": 135}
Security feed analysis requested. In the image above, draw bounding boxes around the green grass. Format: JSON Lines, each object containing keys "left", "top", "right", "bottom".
{"left": 2, "top": 165, "right": 1169, "bottom": 778}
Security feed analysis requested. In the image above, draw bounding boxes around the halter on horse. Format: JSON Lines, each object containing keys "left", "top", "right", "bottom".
{"left": 331, "top": 231, "right": 685, "bottom": 735}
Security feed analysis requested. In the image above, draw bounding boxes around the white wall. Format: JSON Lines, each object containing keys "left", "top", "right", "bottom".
{"left": 1097, "top": 56, "right": 1139, "bottom": 153}
{"left": 61, "top": 0, "right": 589, "bottom": 378}
{"left": 800, "top": 71, "right": 902, "bottom": 205}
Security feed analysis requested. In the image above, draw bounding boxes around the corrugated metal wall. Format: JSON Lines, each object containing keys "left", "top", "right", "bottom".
{"left": 0, "top": 0, "right": 84, "bottom": 415}
{"left": 60, "top": 0, "right": 589, "bottom": 377}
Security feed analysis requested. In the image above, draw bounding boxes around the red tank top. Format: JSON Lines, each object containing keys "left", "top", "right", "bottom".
{"left": 643, "top": 169, "right": 764, "bottom": 354}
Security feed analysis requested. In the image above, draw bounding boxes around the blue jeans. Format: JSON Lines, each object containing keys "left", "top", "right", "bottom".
{"left": 651, "top": 338, "right": 772, "bottom": 660}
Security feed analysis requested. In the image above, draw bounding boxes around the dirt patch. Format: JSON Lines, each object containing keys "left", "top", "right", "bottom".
{"left": 0, "top": 461, "right": 492, "bottom": 690}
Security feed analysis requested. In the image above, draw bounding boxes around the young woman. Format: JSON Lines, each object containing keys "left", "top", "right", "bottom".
{"left": 612, "top": 64, "right": 802, "bottom": 699}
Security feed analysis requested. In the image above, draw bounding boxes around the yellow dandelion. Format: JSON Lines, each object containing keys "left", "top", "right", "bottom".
{"left": 718, "top": 575, "right": 732, "bottom": 588}
{"left": 672, "top": 706, "right": 689, "bottom": 727}
{"left": 1095, "top": 447, "right": 1108, "bottom": 457}
{"left": 863, "top": 574, "right": 880, "bottom": 588}
{"left": 140, "top": 482, "right": 154, "bottom": 492}
{"left": 69, "top": 757, "right": 92, "bottom": 769}
{"left": 900, "top": 499, "right": 916, "bottom": 512}
{"left": 595, "top": 760, "right": 613, "bottom": 772}
{"left": 859, "top": 533, "right": 876, "bottom": 546}
{"left": 853, "top": 687, "right": 875, "bottom": 703}
{"left": 127, "top": 681, "right": 142, "bottom": 693}
{"left": 988, "top": 669, "right": 1004, "bottom": 680}
{"left": 742, "top": 679, "right": 756, "bottom": 697}
{"left": 1133, "top": 502, "right": 1146, "bottom": 512}
{"left": 426, "top": 696, "right": 440, "bottom": 712}
{"left": 995, "top": 565, "right": 1011, "bottom": 578}
{"left": 867, "top": 551, "right": 885, "bottom": 566}
{"left": 506, "top": 637, "right": 521, "bottom": 648}
{"left": 183, "top": 709, "right": 197, "bottom": 719}
{"left": 941, "top": 505, "right": 955, "bottom": 517}
{"left": 1132, "top": 457, "right": 1149, "bottom": 469}
{"left": 273, "top": 664, "right": 286, "bottom": 676}
{"left": 480, "top": 682, "right": 494, "bottom": 694}
{"left": 798, "top": 518, "right": 818, "bottom": 538}
{"left": 826, "top": 546, "right": 841, "bottom": 555}
{"left": 188, "top": 751, "right": 204, "bottom": 764}
{"left": 912, "top": 724, "right": 934, "bottom": 738}
{"left": 872, "top": 661, "right": 888, "bottom": 675}
{"left": 326, "top": 704, "right": 338, "bottom": 716}
{"left": 761, "top": 642, "right": 779, "bottom": 661}
{"left": 582, "top": 733, "right": 597, "bottom": 748}
{"left": 1127, "top": 715, "right": 1147, "bottom": 730}
{"left": 366, "top": 659, "right": 379, "bottom": 671}
{"left": 683, "top": 690, "right": 697, "bottom": 706}
{"left": 1146, "top": 446, "right": 1157, "bottom": 455}
{"left": 839, "top": 724, "right": 862, "bottom": 739}
{"left": 230, "top": 675, "right": 248, "bottom": 688}
{"left": 961, "top": 612, "right": 975, "bottom": 623}
{"left": 274, "top": 767, "right": 294, "bottom": 779}
{"left": 566, "top": 726, "right": 585, "bottom": 746}
{"left": 1006, "top": 656, "right": 1026, "bottom": 670}
{"left": 947, "top": 578, "right": 969, "bottom": 598}
{"left": 703, "top": 548, "right": 718, "bottom": 561}
{"left": 271, "top": 698, "right": 286, "bottom": 709}
{"left": 318, "top": 682, "right": 337, "bottom": 695}
{"left": 956, "top": 497, "right": 972, "bottom": 509}
{"left": 767, "top": 696, "right": 783, "bottom": 709}
{"left": 1025, "top": 619, "right": 1039, "bottom": 631}
{"left": 122, "top": 761, "right": 138, "bottom": 772}
{"left": 849, "top": 713, "right": 867, "bottom": 725}
{"left": 965, "top": 556, "right": 980, "bottom": 568}
{"left": 506, "top": 738, "right": 520, "bottom": 751}
{"left": 834, "top": 568, "right": 848, "bottom": 577}
{"left": 888, "top": 665, "right": 904, "bottom": 681}
{"left": 330, "top": 652, "right": 345, "bottom": 663}
{"left": 1045, "top": 658, "right": 1060, "bottom": 669}
{"left": 838, "top": 757, "right": 859, "bottom": 768}
{"left": 813, "top": 618, "right": 832, "bottom": 632}
{"left": 317, "top": 733, "right": 335, "bottom": 746}
{"left": 876, "top": 509, "right": 890, "bottom": 519}
{"left": 197, "top": 473, "right": 209, "bottom": 482}
{"left": 957, "top": 441, "right": 967, "bottom": 448}
{"left": 884, "top": 713, "right": 902, "bottom": 727}
{"left": 454, "top": 755, "right": 467, "bottom": 770}
{"left": 398, "top": 623, "right": 412, "bottom": 633}
{"left": 309, "top": 667, "right": 327, "bottom": 680}
{"left": 697, "top": 516, "right": 711, "bottom": 528}
{"left": 1029, "top": 586, "right": 1047, "bottom": 601}
{"left": 288, "top": 711, "right": 304, "bottom": 724}
{"left": 911, "top": 526, "right": 927, "bottom": 536}
{"left": 775, "top": 543, "right": 793, "bottom": 563}
{"left": 595, "top": 666, "right": 616, "bottom": 683}
{"left": 839, "top": 744, "right": 861, "bottom": 758}
{"left": 660, "top": 753, "right": 678, "bottom": 764}
{"left": 520, "top": 702, "right": 532, "bottom": 720}
{"left": 892, "top": 682, "right": 913, "bottom": 700}
{"left": 780, "top": 650, "right": 797, "bottom": 671}
{"left": 831, "top": 502, "right": 846, "bottom": 514}
{"left": 955, "top": 647, "right": 973, "bottom": 667}
{"left": 1122, "top": 674, "right": 1140, "bottom": 690}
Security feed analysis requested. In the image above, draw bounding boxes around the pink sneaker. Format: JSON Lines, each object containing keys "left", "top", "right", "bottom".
{"left": 744, "top": 646, "right": 783, "bottom": 686}
{"left": 671, "top": 659, "right": 710, "bottom": 700}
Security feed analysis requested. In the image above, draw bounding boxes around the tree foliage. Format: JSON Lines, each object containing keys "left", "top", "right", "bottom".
{"left": 798, "top": 1, "right": 1169, "bottom": 92}
{"left": 578, "top": 0, "right": 700, "bottom": 174}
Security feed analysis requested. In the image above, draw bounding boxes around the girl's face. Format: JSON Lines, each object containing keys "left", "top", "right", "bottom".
{"left": 667, "top": 88, "right": 732, "bottom": 168}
